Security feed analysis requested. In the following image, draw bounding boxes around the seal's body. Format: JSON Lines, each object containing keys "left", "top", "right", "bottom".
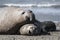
{"left": 20, "top": 24, "right": 41, "bottom": 35}
{"left": 32, "top": 20, "right": 56, "bottom": 35}
{"left": 41, "top": 21, "right": 56, "bottom": 33}
{"left": 0, "top": 7, "right": 34, "bottom": 34}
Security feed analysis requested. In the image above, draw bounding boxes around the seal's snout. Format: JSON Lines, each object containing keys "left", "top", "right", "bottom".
{"left": 28, "top": 26, "right": 37, "bottom": 35}
{"left": 29, "top": 29, "right": 34, "bottom": 35}
{"left": 25, "top": 10, "right": 34, "bottom": 22}
{"left": 29, "top": 10, "right": 35, "bottom": 21}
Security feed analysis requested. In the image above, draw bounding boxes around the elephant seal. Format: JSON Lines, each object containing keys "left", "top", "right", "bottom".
{"left": 19, "top": 24, "right": 41, "bottom": 35}
{"left": 0, "top": 7, "right": 34, "bottom": 34}
{"left": 31, "top": 19, "right": 56, "bottom": 35}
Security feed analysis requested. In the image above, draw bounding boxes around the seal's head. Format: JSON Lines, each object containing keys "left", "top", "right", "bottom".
{"left": 15, "top": 9, "right": 35, "bottom": 24}
{"left": 19, "top": 24, "right": 39, "bottom": 35}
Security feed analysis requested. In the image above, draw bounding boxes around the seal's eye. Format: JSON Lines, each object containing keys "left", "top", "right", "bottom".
{"left": 22, "top": 12, "right": 25, "bottom": 14}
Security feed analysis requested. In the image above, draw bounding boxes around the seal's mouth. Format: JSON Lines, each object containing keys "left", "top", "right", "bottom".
{"left": 26, "top": 17, "right": 30, "bottom": 21}
{"left": 27, "top": 16, "right": 33, "bottom": 21}
{"left": 29, "top": 30, "right": 36, "bottom": 35}
{"left": 27, "top": 17, "right": 30, "bottom": 21}
{"left": 26, "top": 16, "right": 32, "bottom": 23}
{"left": 28, "top": 27, "right": 40, "bottom": 35}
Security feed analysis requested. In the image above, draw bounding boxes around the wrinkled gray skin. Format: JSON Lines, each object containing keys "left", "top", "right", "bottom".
{"left": 0, "top": 7, "right": 34, "bottom": 34}
{"left": 20, "top": 24, "right": 41, "bottom": 35}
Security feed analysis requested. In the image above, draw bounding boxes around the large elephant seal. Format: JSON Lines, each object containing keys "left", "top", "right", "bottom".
{"left": 19, "top": 24, "right": 41, "bottom": 35}
{"left": 0, "top": 7, "right": 34, "bottom": 34}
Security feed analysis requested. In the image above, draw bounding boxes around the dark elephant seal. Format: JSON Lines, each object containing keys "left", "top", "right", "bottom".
{"left": 19, "top": 24, "right": 41, "bottom": 35}
{"left": 0, "top": 7, "right": 34, "bottom": 34}
{"left": 31, "top": 19, "right": 56, "bottom": 35}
